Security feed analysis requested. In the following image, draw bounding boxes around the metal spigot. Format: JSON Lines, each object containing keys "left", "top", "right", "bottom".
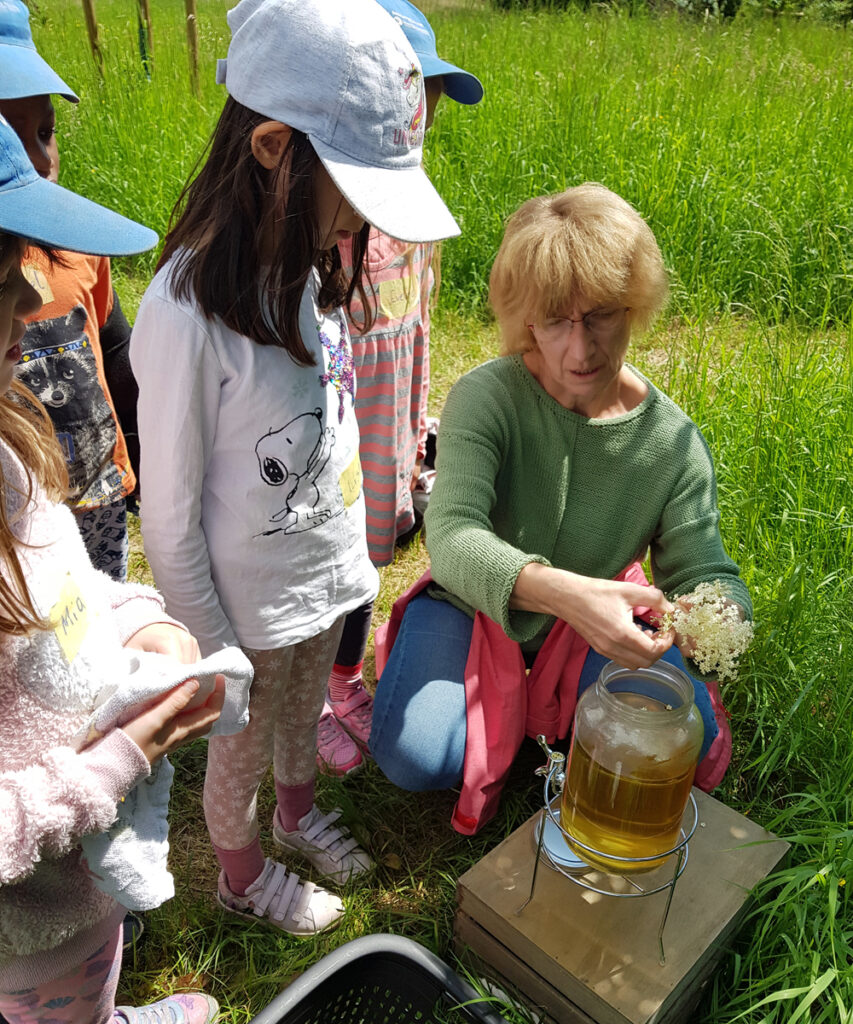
{"left": 534, "top": 733, "right": 565, "bottom": 796}
{"left": 517, "top": 734, "right": 567, "bottom": 917}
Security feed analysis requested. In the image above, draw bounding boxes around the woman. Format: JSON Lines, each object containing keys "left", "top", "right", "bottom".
{"left": 370, "top": 183, "right": 751, "bottom": 834}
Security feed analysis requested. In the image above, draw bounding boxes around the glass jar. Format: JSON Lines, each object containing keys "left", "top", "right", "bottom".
{"left": 560, "top": 660, "right": 704, "bottom": 874}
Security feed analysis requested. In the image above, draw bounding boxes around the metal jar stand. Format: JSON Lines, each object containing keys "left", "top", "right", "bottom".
{"left": 516, "top": 736, "right": 699, "bottom": 965}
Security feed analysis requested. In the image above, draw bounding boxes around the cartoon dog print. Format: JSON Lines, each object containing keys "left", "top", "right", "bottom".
{"left": 255, "top": 407, "right": 343, "bottom": 536}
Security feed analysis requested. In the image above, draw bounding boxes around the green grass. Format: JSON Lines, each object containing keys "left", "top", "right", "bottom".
{"left": 36, "top": 1, "right": 853, "bottom": 324}
{"left": 30, "top": 2, "right": 853, "bottom": 1021}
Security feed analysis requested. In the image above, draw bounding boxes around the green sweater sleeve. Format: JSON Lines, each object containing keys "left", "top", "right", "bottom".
{"left": 650, "top": 427, "right": 752, "bottom": 618}
{"left": 425, "top": 369, "right": 551, "bottom": 642}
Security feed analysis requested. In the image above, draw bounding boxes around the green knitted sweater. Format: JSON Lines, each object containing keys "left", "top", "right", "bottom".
{"left": 425, "top": 355, "right": 751, "bottom": 653}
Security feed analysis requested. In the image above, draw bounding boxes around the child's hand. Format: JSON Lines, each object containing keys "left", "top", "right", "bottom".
{"left": 121, "top": 675, "right": 225, "bottom": 764}
{"left": 410, "top": 462, "right": 422, "bottom": 492}
{"left": 125, "top": 623, "right": 201, "bottom": 664}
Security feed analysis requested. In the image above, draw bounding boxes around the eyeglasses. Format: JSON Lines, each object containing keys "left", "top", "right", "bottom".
{"left": 528, "top": 306, "right": 630, "bottom": 343}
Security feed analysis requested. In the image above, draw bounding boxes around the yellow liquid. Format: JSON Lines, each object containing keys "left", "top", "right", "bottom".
{"left": 560, "top": 737, "right": 696, "bottom": 873}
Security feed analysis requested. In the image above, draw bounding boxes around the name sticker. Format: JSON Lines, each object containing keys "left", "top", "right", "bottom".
{"left": 339, "top": 452, "right": 362, "bottom": 508}
{"left": 22, "top": 263, "right": 55, "bottom": 305}
{"left": 50, "top": 573, "right": 89, "bottom": 664}
{"left": 378, "top": 275, "right": 418, "bottom": 321}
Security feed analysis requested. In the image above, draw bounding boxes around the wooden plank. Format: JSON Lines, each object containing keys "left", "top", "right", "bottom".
{"left": 455, "top": 910, "right": 597, "bottom": 1024}
{"left": 457, "top": 907, "right": 724, "bottom": 1024}
{"left": 456, "top": 789, "right": 788, "bottom": 1024}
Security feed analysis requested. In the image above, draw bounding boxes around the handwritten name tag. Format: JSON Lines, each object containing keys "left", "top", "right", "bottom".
{"left": 378, "top": 274, "right": 418, "bottom": 320}
{"left": 339, "top": 452, "right": 362, "bottom": 508}
{"left": 50, "top": 573, "right": 89, "bottom": 664}
{"left": 22, "top": 263, "right": 55, "bottom": 305}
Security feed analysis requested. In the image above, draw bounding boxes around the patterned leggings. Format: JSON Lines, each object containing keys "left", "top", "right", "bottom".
{"left": 74, "top": 499, "right": 129, "bottom": 582}
{"left": 203, "top": 619, "right": 346, "bottom": 850}
{"left": 0, "top": 927, "right": 122, "bottom": 1024}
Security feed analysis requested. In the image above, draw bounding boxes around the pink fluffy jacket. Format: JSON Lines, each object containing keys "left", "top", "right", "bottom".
{"left": 0, "top": 439, "right": 176, "bottom": 990}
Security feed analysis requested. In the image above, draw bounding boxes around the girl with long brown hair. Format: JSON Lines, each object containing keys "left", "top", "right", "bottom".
{"left": 130, "top": 0, "right": 460, "bottom": 935}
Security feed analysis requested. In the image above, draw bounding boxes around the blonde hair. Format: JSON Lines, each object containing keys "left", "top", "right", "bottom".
{"left": 489, "top": 184, "right": 669, "bottom": 356}
{"left": 0, "top": 234, "right": 69, "bottom": 635}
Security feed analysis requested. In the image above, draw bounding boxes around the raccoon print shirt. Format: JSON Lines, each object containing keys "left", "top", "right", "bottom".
{"left": 18, "top": 249, "right": 135, "bottom": 509}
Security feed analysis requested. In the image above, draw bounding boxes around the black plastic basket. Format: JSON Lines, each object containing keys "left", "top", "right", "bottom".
{"left": 249, "top": 934, "right": 511, "bottom": 1024}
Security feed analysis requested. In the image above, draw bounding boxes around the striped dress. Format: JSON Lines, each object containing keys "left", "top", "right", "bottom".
{"left": 339, "top": 231, "right": 433, "bottom": 567}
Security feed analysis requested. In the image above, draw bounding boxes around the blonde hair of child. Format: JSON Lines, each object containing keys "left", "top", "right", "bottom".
{"left": 489, "top": 183, "right": 669, "bottom": 356}
{"left": 0, "top": 378, "right": 69, "bottom": 634}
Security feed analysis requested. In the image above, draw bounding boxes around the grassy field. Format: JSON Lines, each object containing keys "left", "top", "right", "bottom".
{"left": 36, "top": 1, "right": 853, "bottom": 1021}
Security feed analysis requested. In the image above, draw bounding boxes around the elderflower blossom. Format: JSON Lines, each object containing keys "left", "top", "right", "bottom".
{"left": 655, "top": 580, "right": 754, "bottom": 682}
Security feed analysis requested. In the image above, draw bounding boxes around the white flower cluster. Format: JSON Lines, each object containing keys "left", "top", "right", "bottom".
{"left": 657, "top": 580, "right": 754, "bottom": 682}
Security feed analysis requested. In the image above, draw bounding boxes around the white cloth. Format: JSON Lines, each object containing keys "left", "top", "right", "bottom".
{"left": 78, "top": 646, "right": 253, "bottom": 910}
{"left": 80, "top": 646, "right": 253, "bottom": 743}
{"left": 80, "top": 756, "right": 176, "bottom": 912}
{"left": 130, "top": 265, "right": 379, "bottom": 655}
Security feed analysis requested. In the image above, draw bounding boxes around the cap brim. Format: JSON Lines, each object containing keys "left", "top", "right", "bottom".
{"left": 0, "top": 176, "right": 156, "bottom": 256}
{"left": 418, "top": 55, "right": 483, "bottom": 106}
{"left": 0, "top": 48, "right": 79, "bottom": 102}
{"left": 312, "top": 139, "right": 460, "bottom": 245}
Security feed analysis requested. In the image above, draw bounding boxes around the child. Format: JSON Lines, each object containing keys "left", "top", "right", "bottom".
{"left": 130, "top": 0, "right": 460, "bottom": 933}
{"left": 0, "top": 1, "right": 141, "bottom": 582}
{"left": 318, "top": 0, "right": 483, "bottom": 775}
{"left": 0, "top": 116, "right": 223, "bottom": 1024}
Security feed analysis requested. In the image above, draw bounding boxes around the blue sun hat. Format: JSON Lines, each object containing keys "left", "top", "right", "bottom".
{"left": 376, "top": 0, "right": 483, "bottom": 106}
{"left": 0, "top": 1, "right": 78, "bottom": 102}
{"left": 0, "top": 115, "right": 156, "bottom": 255}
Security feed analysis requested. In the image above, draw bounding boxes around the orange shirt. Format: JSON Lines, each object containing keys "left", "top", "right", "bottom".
{"left": 20, "top": 249, "right": 135, "bottom": 508}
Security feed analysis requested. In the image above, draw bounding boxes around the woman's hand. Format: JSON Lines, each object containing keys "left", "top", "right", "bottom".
{"left": 511, "top": 564, "right": 675, "bottom": 670}
{"left": 121, "top": 676, "right": 225, "bottom": 764}
{"left": 124, "top": 623, "right": 200, "bottom": 664}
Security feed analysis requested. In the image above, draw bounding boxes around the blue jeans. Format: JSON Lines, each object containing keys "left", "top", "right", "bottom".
{"left": 370, "top": 593, "right": 717, "bottom": 792}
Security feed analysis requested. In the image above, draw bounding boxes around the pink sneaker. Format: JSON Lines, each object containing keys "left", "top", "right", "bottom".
{"left": 317, "top": 703, "right": 362, "bottom": 776}
{"left": 328, "top": 686, "right": 373, "bottom": 747}
{"left": 114, "top": 993, "right": 218, "bottom": 1024}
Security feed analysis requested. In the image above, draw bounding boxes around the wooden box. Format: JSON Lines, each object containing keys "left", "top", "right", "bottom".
{"left": 455, "top": 789, "right": 788, "bottom": 1024}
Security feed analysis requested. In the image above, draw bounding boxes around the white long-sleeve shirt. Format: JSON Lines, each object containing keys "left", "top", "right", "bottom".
{"left": 130, "top": 264, "right": 378, "bottom": 654}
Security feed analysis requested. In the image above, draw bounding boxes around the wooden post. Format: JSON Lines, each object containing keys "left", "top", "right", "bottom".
{"left": 185, "top": 0, "right": 200, "bottom": 98}
{"left": 80, "top": 0, "right": 103, "bottom": 73}
{"left": 136, "top": 0, "right": 153, "bottom": 69}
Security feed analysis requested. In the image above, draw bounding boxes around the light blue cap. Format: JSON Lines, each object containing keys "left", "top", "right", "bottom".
{"left": 0, "top": 1, "right": 78, "bottom": 102}
{"left": 376, "top": 0, "right": 483, "bottom": 105}
{"left": 215, "top": 0, "right": 460, "bottom": 243}
{"left": 0, "top": 115, "right": 157, "bottom": 255}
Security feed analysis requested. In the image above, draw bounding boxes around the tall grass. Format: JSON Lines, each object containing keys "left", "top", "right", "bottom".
{"left": 39, "top": 1, "right": 853, "bottom": 323}
{"left": 29, "top": 3, "right": 853, "bottom": 1022}
{"left": 428, "top": 6, "right": 853, "bottom": 323}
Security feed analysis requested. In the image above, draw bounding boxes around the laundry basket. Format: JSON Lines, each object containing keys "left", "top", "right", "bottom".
{"left": 249, "top": 933, "right": 511, "bottom": 1024}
